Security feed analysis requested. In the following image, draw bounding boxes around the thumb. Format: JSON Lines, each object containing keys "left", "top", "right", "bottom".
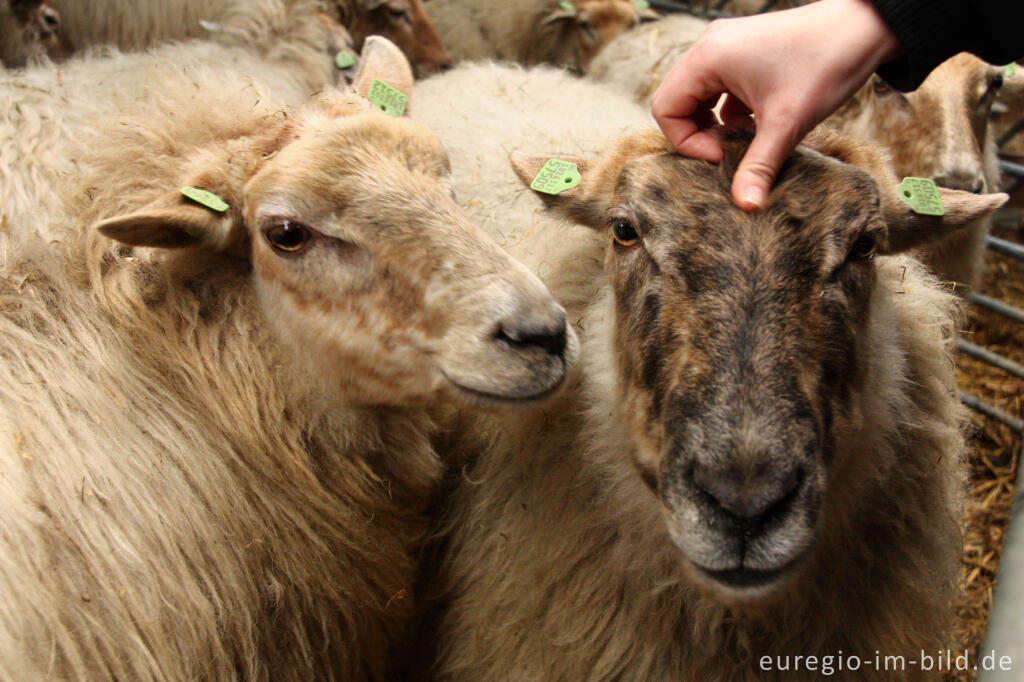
{"left": 731, "top": 118, "right": 803, "bottom": 211}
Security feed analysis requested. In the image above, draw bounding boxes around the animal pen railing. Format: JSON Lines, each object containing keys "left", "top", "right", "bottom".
{"left": 974, "top": 124, "right": 1024, "bottom": 681}
{"left": 639, "top": 2, "right": 1024, "bottom": 678}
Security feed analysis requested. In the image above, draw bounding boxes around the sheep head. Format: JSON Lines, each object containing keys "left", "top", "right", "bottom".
{"left": 539, "top": 0, "right": 659, "bottom": 72}
{"left": 830, "top": 53, "right": 1005, "bottom": 195}
{"left": 335, "top": 0, "right": 452, "bottom": 77}
{"left": 512, "top": 129, "right": 1005, "bottom": 603}
{"left": 93, "top": 37, "right": 574, "bottom": 408}
{"left": 1, "top": 0, "right": 72, "bottom": 65}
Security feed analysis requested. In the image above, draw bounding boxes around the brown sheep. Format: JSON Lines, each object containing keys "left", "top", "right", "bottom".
{"left": 428, "top": 0, "right": 660, "bottom": 73}
{"left": 0, "top": 0, "right": 71, "bottom": 66}
{"left": 415, "top": 65, "right": 1005, "bottom": 678}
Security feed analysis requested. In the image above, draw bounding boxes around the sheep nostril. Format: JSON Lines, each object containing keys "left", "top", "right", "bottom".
{"left": 496, "top": 312, "right": 567, "bottom": 357}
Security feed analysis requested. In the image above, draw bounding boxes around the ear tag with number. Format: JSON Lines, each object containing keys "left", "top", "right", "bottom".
{"left": 898, "top": 177, "right": 944, "bottom": 216}
{"left": 559, "top": 1, "right": 575, "bottom": 11}
{"left": 531, "top": 159, "right": 582, "bottom": 195}
{"left": 1005, "top": 63, "right": 1017, "bottom": 78}
{"left": 181, "top": 187, "right": 229, "bottom": 213}
{"left": 635, "top": 0, "right": 651, "bottom": 10}
{"left": 367, "top": 79, "right": 407, "bottom": 117}
{"left": 335, "top": 50, "right": 356, "bottom": 69}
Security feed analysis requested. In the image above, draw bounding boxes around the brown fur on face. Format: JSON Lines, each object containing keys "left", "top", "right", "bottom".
{"left": 335, "top": 0, "right": 452, "bottom": 76}
{"left": 1, "top": 0, "right": 72, "bottom": 65}
{"left": 829, "top": 53, "right": 1006, "bottom": 287}
{"left": 512, "top": 130, "right": 1004, "bottom": 601}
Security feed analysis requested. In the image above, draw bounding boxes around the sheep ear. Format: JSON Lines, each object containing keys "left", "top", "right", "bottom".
{"left": 542, "top": 5, "right": 577, "bottom": 25}
{"left": 879, "top": 185, "right": 1008, "bottom": 254}
{"left": 510, "top": 152, "right": 605, "bottom": 229}
{"left": 352, "top": 35, "right": 414, "bottom": 111}
{"left": 94, "top": 189, "right": 239, "bottom": 252}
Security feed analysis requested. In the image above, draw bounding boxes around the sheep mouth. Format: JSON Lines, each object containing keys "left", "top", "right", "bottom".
{"left": 689, "top": 554, "right": 805, "bottom": 596}
{"left": 441, "top": 360, "right": 567, "bottom": 404}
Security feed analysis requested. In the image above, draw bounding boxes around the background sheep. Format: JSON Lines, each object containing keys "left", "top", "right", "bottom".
{"left": 0, "top": 39, "right": 574, "bottom": 680}
{"left": 47, "top": 0, "right": 451, "bottom": 75}
{"left": 0, "top": 0, "right": 71, "bottom": 66}
{"left": 427, "top": 0, "right": 659, "bottom": 73}
{"left": 413, "top": 64, "right": 1006, "bottom": 680}
{"left": 335, "top": 0, "right": 451, "bottom": 76}
{"left": 0, "top": 0, "right": 348, "bottom": 241}
{"left": 829, "top": 53, "right": 1007, "bottom": 289}
{"left": 588, "top": 11, "right": 708, "bottom": 101}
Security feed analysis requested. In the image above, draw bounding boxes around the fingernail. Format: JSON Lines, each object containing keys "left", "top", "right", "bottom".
{"left": 741, "top": 185, "right": 766, "bottom": 211}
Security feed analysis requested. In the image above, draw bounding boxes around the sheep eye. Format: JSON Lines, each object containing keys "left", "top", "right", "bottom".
{"left": 851, "top": 234, "right": 877, "bottom": 260}
{"left": 387, "top": 5, "right": 408, "bottom": 18}
{"left": 991, "top": 74, "right": 1004, "bottom": 90}
{"left": 612, "top": 220, "right": 639, "bottom": 247}
{"left": 871, "top": 77, "right": 890, "bottom": 95}
{"left": 265, "top": 221, "right": 310, "bottom": 253}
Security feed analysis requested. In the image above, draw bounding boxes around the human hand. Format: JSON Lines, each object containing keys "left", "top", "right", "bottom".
{"left": 650, "top": 0, "right": 900, "bottom": 210}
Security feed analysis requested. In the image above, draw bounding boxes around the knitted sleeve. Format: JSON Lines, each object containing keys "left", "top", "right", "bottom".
{"left": 868, "top": 0, "right": 1023, "bottom": 90}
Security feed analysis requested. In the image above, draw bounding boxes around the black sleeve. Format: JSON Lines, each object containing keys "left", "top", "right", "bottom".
{"left": 868, "top": 0, "right": 1024, "bottom": 91}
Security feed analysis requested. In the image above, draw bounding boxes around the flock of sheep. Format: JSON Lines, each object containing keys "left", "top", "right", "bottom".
{"left": 0, "top": 0, "right": 1019, "bottom": 680}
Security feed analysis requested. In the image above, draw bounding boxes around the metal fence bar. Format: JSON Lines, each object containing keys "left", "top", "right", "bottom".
{"left": 998, "top": 118, "right": 1024, "bottom": 149}
{"left": 970, "top": 292, "right": 1024, "bottom": 324}
{"left": 961, "top": 392, "right": 1024, "bottom": 432}
{"left": 987, "top": 235, "right": 1024, "bottom": 261}
{"left": 959, "top": 339, "right": 1024, "bottom": 380}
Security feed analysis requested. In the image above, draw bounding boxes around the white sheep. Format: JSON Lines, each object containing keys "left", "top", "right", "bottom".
{"left": 0, "top": 39, "right": 574, "bottom": 680}
{"left": 829, "top": 53, "right": 1011, "bottom": 289}
{"left": 427, "top": 0, "right": 660, "bottom": 73}
{"left": 588, "top": 11, "right": 708, "bottom": 102}
{"left": 47, "top": 0, "right": 451, "bottom": 75}
{"left": 0, "top": 0, "right": 348, "bottom": 244}
{"left": 413, "top": 63, "right": 1006, "bottom": 680}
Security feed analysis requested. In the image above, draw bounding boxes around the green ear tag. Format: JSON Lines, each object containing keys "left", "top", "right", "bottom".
{"left": 898, "top": 177, "right": 944, "bottom": 217}
{"left": 335, "top": 50, "right": 356, "bottom": 70}
{"left": 559, "top": 1, "right": 574, "bottom": 11}
{"left": 634, "top": 0, "right": 651, "bottom": 10}
{"left": 1005, "top": 62, "right": 1017, "bottom": 78}
{"left": 531, "top": 159, "right": 582, "bottom": 195}
{"left": 367, "top": 79, "right": 407, "bottom": 117}
{"left": 181, "top": 186, "right": 229, "bottom": 213}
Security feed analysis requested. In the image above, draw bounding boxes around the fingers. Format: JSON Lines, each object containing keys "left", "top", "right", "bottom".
{"left": 651, "top": 54, "right": 726, "bottom": 163}
{"left": 731, "top": 115, "right": 803, "bottom": 211}
{"left": 719, "top": 94, "right": 754, "bottom": 132}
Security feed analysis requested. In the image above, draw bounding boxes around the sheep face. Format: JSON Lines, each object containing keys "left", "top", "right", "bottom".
{"left": 513, "top": 131, "right": 1005, "bottom": 604}
{"left": 245, "top": 113, "right": 574, "bottom": 406}
{"left": 1, "top": 0, "right": 72, "bottom": 65}
{"left": 339, "top": 0, "right": 452, "bottom": 77}
{"left": 831, "top": 53, "right": 1004, "bottom": 196}
{"left": 95, "top": 39, "right": 573, "bottom": 409}
{"left": 540, "top": 0, "right": 659, "bottom": 72}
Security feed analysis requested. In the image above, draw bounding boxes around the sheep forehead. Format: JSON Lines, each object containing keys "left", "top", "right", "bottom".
{"left": 249, "top": 113, "right": 451, "bottom": 214}
{"left": 616, "top": 150, "right": 877, "bottom": 273}
{"left": 578, "top": 0, "right": 638, "bottom": 21}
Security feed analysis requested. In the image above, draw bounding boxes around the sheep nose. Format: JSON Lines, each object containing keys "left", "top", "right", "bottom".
{"left": 496, "top": 308, "right": 567, "bottom": 357}
{"left": 691, "top": 464, "right": 803, "bottom": 537}
{"left": 933, "top": 170, "right": 985, "bottom": 194}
